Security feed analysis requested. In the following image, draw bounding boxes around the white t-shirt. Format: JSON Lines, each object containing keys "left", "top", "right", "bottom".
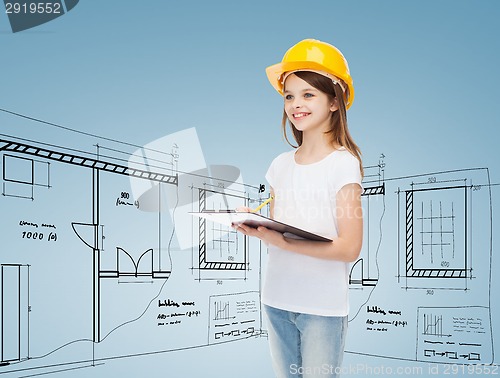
{"left": 263, "top": 147, "right": 362, "bottom": 316}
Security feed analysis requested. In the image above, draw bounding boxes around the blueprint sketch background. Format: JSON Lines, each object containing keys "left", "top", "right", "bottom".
{"left": 1, "top": 1, "right": 499, "bottom": 377}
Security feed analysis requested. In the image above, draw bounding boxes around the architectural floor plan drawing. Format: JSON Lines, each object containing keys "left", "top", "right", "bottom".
{"left": 346, "top": 166, "right": 494, "bottom": 364}
{"left": 0, "top": 128, "right": 266, "bottom": 376}
{"left": 0, "top": 122, "right": 497, "bottom": 376}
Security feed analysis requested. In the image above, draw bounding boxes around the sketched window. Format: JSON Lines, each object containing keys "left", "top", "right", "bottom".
{"left": 3, "top": 155, "right": 34, "bottom": 185}
{"left": 2, "top": 154, "right": 50, "bottom": 199}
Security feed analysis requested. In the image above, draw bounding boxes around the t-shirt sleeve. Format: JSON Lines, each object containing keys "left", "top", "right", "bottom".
{"left": 266, "top": 152, "right": 288, "bottom": 190}
{"left": 265, "top": 158, "right": 276, "bottom": 189}
{"left": 333, "top": 153, "right": 363, "bottom": 194}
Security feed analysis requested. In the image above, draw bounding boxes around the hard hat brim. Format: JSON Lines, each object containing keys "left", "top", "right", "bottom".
{"left": 265, "top": 61, "right": 354, "bottom": 109}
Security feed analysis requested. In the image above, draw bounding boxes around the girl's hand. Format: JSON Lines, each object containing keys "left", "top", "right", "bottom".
{"left": 232, "top": 222, "right": 285, "bottom": 248}
{"left": 235, "top": 206, "right": 253, "bottom": 212}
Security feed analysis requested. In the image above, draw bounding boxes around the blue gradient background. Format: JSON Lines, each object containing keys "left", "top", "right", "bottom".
{"left": 1, "top": 1, "right": 499, "bottom": 376}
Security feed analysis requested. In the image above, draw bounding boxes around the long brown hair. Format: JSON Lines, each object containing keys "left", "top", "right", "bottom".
{"left": 281, "top": 70, "right": 363, "bottom": 177}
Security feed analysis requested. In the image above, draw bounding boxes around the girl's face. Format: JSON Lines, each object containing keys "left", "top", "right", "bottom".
{"left": 283, "top": 73, "right": 338, "bottom": 135}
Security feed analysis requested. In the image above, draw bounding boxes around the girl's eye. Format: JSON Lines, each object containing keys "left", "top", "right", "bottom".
{"left": 304, "top": 93, "right": 314, "bottom": 98}
{"left": 285, "top": 94, "right": 293, "bottom": 100}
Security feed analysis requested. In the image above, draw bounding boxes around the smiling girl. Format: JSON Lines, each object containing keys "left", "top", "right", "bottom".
{"left": 234, "top": 39, "right": 364, "bottom": 377}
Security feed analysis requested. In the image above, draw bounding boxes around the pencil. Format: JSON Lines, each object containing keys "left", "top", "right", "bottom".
{"left": 252, "top": 196, "right": 274, "bottom": 213}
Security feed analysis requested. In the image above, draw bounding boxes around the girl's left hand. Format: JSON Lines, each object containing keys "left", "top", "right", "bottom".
{"left": 232, "top": 223, "right": 285, "bottom": 248}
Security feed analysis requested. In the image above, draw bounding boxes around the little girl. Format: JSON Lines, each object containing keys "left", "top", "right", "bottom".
{"left": 235, "top": 39, "right": 363, "bottom": 377}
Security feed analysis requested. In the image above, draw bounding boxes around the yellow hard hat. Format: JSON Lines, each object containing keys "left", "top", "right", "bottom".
{"left": 266, "top": 39, "right": 355, "bottom": 109}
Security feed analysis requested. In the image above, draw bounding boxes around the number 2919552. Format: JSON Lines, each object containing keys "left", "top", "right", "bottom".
{"left": 5, "top": 2, "right": 62, "bottom": 14}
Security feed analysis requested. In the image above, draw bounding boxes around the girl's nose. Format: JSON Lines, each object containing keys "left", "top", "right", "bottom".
{"left": 292, "top": 98, "right": 302, "bottom": 108}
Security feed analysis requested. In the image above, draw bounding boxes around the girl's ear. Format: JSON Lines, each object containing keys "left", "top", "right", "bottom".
{"left": 330, "top": 97, "right": 339, "bottom": 112}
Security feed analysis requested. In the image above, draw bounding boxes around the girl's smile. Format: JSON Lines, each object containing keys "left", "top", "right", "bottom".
{"left": 292, "top": 112, "right": 311, "bottom": 120}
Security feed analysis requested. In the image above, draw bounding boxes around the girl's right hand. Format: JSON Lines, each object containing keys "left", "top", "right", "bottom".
{"left": 235, "top": 206, "right": 253, "bottom": 212}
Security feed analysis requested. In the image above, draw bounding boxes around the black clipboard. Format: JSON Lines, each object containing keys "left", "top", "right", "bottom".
{"left": 190, "top": 211, "right": 332, "bottom": 242}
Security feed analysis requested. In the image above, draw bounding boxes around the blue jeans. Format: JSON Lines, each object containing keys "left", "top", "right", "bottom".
{"left": 264, "top": 305, "right": 347, "bottom": 377}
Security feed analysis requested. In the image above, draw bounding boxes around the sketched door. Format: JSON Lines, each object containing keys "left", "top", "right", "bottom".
{"left": 1, "top": 264, "right": 29, "bottom": 365}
